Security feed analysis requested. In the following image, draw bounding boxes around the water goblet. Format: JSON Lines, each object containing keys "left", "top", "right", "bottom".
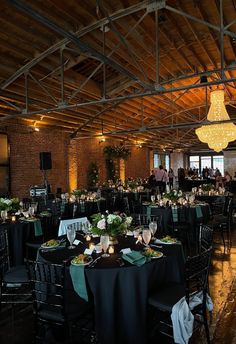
{"left": 67, "top": 225, "right": 76, "bottom": 249}
{"left": 1, "top": 210, "right": 7, "bottom": 223}
{"left": 149, "top": 221, "right": 157, "bottom": 238}
{"left": 151, "top": 195, "right": 155, "bottom": 203}
{"left": 142, "top": 229, "right": 152, "bottom": 247}
{"left": 157, "top": 194, "right": 161, "bottom": 202}
{"left": 100, "top": 235, "right": 110, "bottom": 257}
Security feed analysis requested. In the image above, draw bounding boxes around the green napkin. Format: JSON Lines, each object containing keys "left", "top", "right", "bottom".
{"left": 146, "top": 206, "right": 151, "bottom": 222}
{"left": 122, "top": 251, "right": 149, "bottom": 267}
{"left": 172, "top": 206, "right": 178, "bottom": 223}
{"left": 196, "top": 205, "right": 203, "bottom": 218}
{"left": 69, "top": 265, "right": 88, "bottom": 301}
{"left": 34, "top": 219, "right": 43, "bottom": 236}
{"left": 80, "top": 201, "right": 85, "bottom": 213}
{"left": 60, "top": 200, "right": 66, "bottom": 214}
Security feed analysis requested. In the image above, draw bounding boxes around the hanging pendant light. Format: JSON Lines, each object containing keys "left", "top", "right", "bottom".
{"left": 195, "top": 89, "right": 236, "bottom": 152}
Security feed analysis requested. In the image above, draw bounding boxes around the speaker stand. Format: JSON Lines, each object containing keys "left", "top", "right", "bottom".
{"left": 43, "top": 169, "right": 48, "bottom": 205}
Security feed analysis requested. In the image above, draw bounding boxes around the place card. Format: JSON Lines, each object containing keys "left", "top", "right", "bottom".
{"left": 73, "top": 239, "right": 81, "bottom": 246}
{"left": 84, "top": 248, "right": 93, "bottom": 255}
{"left": 92, "top": 234, "right": 99, "bottom": 238}
{"left": 95, "top": 244, "right": 102, "bottom": 253}
{"left": 126, "top": 231, "right": 134, "bottom": 236}
{"left": 120, "top": 248, "right": 132, "bottom": 254}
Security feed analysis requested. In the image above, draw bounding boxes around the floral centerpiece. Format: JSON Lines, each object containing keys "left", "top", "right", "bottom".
{"left": 0, "top": 197, "right": 20, "bottom": 212}
{"left": 90, "top": 212, "right": 132, "bottom": 237}
{"left": 71, "top": 189, "right": 88, "bottom": 199}
{"left": 162, "top": 190, "right": 183, "bottom": 203}
{"left": 200, "top": 184, "right": 215, "bottom": 192}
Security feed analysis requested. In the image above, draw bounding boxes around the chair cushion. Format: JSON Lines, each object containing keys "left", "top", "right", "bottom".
{"left": 148, "top": 283, "right": 185, "bottom": 312}
{"left": 3, "top": 265, "right": 28, "bottom": 284}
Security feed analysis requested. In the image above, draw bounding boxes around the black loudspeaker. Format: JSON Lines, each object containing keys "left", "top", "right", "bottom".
{"left": 39, "top": 152, "right": 52, "bottom": 170}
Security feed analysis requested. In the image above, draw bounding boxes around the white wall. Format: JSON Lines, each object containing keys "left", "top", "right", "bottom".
{"left": 170, "top": 152, "right": 185, "bottom": 177}
{"left": 223, "top": 150, "right": 236, "bottom": 176}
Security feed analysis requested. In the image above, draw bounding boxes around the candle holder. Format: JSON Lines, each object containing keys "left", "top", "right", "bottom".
{"left": 108, "top": 245, "right": 114, "bottom": 254}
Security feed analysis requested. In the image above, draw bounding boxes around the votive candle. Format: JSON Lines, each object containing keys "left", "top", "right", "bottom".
{"left": 89, "top": 243, "right": 95, "bottom": 251}
{"left": 86, "top": 234, "right": 91, "bottom": 241}
{"left": 108, "top": 245, "right": 114, "bottom": 254}
{"left": 11, "top": 215, "right": 16, "bottom": 222}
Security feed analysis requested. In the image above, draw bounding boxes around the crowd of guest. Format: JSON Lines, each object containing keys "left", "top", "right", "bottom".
{"left": 148, "top": 165, "right": 236, "bottom": 193}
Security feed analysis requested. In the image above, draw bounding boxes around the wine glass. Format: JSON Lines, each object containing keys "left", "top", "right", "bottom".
{"left": 1, "top": 210, "right": 7, "bottom": 223}
{"left": 142, "top": 229, "right": 152, "bottom": 247}
{"left": 157, "top": 194, "right": 161, "bottom": 202}
{"left": 67, "top": 225, "right": 76, "bottom": 249}
{"left": 149, "top": 221, "right": 157, "bottom": 238}
{"left": 100, "top": 235, "right": 110, "bottom": 257}
{"left": 151, "top": 195, "right": 155, "bottom": 203}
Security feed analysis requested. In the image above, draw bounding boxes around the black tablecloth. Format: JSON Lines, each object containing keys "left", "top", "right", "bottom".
{"left": 62, "top": 199, "right": 106, "bottom": 219}
{"left": 1, "top": 220, "right": 38, "bottom": 266}
{"left": 142, "top": 204, "right": 211, "bottom": 240}
{"left": 38, "top": 234, "right": 184, "bottom": 344}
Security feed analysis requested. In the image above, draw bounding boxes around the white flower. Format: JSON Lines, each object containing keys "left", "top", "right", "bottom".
{"left": 4, "top": 199, "right": 12, "bottom": 205}
{"left": 107, "top": 214, "right": 117, "bottom": 224}
{"left": 97, "top": 219, "right": 106, "bottom": 230}
{"left": 125, "top": 216, "right": 133, "bottom": 226}
{"left": 173, "top": 190, "right": 177, "bottom": 196}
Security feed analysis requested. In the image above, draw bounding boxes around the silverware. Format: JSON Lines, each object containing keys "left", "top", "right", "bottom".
{"left": 116, "top": 258, "right": 125, "bottom": 267}
{"left": 150, "top": 244, "right": 163, "bottom": 249}
{"left": 89, "top": 256, "right": 102, "bottom": 267}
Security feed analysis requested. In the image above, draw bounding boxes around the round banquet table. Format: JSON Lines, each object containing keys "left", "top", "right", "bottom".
{"left": 38, "top": 234, "right": 185, "bottom": 344}
{"left": 142, "top": 203, "right": 211, "bottom": 239}
{"left": 1, "top": 219, "right": 43, "bottom": 266}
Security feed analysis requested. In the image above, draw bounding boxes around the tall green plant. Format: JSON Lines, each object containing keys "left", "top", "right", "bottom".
{"left": 87, "top": 162, "right": 99, "bottom": 187}
{"left": 105, "top": 159, "right": 116, "bottom": 180}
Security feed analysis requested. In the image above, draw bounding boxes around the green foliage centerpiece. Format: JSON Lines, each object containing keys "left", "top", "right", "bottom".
{"left": 162, "top": 190, "right": 183, "bottom": 203}
{"left": 87, "top": 162, "right": 99, "bottom": 188}
{"left": 0, "top": 197, "right": 20, "bottom": 212}
{"left": 91, "top": 212, "right": 133, "bottom": 238}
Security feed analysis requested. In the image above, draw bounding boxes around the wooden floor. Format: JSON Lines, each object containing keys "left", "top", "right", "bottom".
{"left": 1, "top": 230, "right": 236, "bottom": 344}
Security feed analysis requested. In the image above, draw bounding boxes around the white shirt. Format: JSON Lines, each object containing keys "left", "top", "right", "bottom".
{"left": 153, "top": 168, "right": 169, "bottom": 182}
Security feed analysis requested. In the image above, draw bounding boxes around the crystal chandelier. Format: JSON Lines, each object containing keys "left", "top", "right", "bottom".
{"left": 195, "top": 89, "right": 236, "bottom": 152}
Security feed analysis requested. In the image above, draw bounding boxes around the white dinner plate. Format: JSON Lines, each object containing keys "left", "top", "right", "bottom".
{"left": 71, "top": 257, "right": 93, "bottom": 266}
{"left": 41, "top": 242, "right": 60, "bottom": 249}
{"left": 154, "top": 238, "right": 177, "bottom": 245}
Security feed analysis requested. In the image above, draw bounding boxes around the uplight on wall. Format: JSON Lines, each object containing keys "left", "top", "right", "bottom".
{"left": 195, "top": 89, "right": 236, "bottom": 152}
{"left": 99, "top": 138, "right": 106, "bottom": 144}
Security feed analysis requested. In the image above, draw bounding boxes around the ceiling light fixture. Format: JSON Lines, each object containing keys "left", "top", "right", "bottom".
{"left": 195, "top": 89, "right": 236, "bottom": 152}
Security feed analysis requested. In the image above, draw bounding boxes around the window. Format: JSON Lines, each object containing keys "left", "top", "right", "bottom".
{"left": 154, "top": 153, "right": 159, "bottom": 168}
{"left": 165, "top": 155, "right": 170, "bottom": 171}
{"left": 189, "top": 156, "right": 199, "bottom": 170}
{"left": 153, "top": 153, "right": 170, "bottom": 170}
{"left": 213, "top": 155, "right": 224, "bottom": 175}
{"left": 200, "top": 156, "right": 212, "bottom": 169}
{"left": 188, "top": 154, "right": 224, "bottom": 176}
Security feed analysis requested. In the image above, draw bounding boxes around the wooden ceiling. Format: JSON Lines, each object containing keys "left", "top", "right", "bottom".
{"left": 1, "top": 0, "right": 236, "bottom": 151}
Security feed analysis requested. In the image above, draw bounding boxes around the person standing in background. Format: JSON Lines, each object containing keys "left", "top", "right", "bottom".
{"left": 168, "top": 168, "right": 174, "bottom": 190}
{"left": 153, "top": 165, "right": 168, "bottom": 194}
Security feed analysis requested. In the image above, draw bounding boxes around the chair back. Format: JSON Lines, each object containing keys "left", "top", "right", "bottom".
{"left": 58, "top": 217, "right": 88, "bottom": 236}
{"left": 0, "top": 228, "right": 10, "bottom": 278}
{"left": 199, "top": 224, "right": 213, "bottom": 252}
{"left": 185, "top": 247, "right": 212, "bottom": 305}
{"left": 26, "top": 260, "right": 65, "bottom": 319}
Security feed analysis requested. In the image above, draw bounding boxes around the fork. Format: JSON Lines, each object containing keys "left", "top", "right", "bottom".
{"left": 89, "top": 256, "right": 102, "bottom": 268}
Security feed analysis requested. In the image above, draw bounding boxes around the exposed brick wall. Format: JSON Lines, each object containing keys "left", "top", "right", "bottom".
{"left": 5, "top": 125, "right": 69, "bottom": 199}
{"left": 76, "top": 139, "right": 151, "bottom": 187}
{"left": 125, "top": 146, "right": 150, "bottom": 179}
{"left": 3, "top": 125, "right": 152, "bottom": 197}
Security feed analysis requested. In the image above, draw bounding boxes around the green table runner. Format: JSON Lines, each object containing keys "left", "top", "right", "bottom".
{"left": 69, "top": 265, "right": 88, "bottom": 301}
